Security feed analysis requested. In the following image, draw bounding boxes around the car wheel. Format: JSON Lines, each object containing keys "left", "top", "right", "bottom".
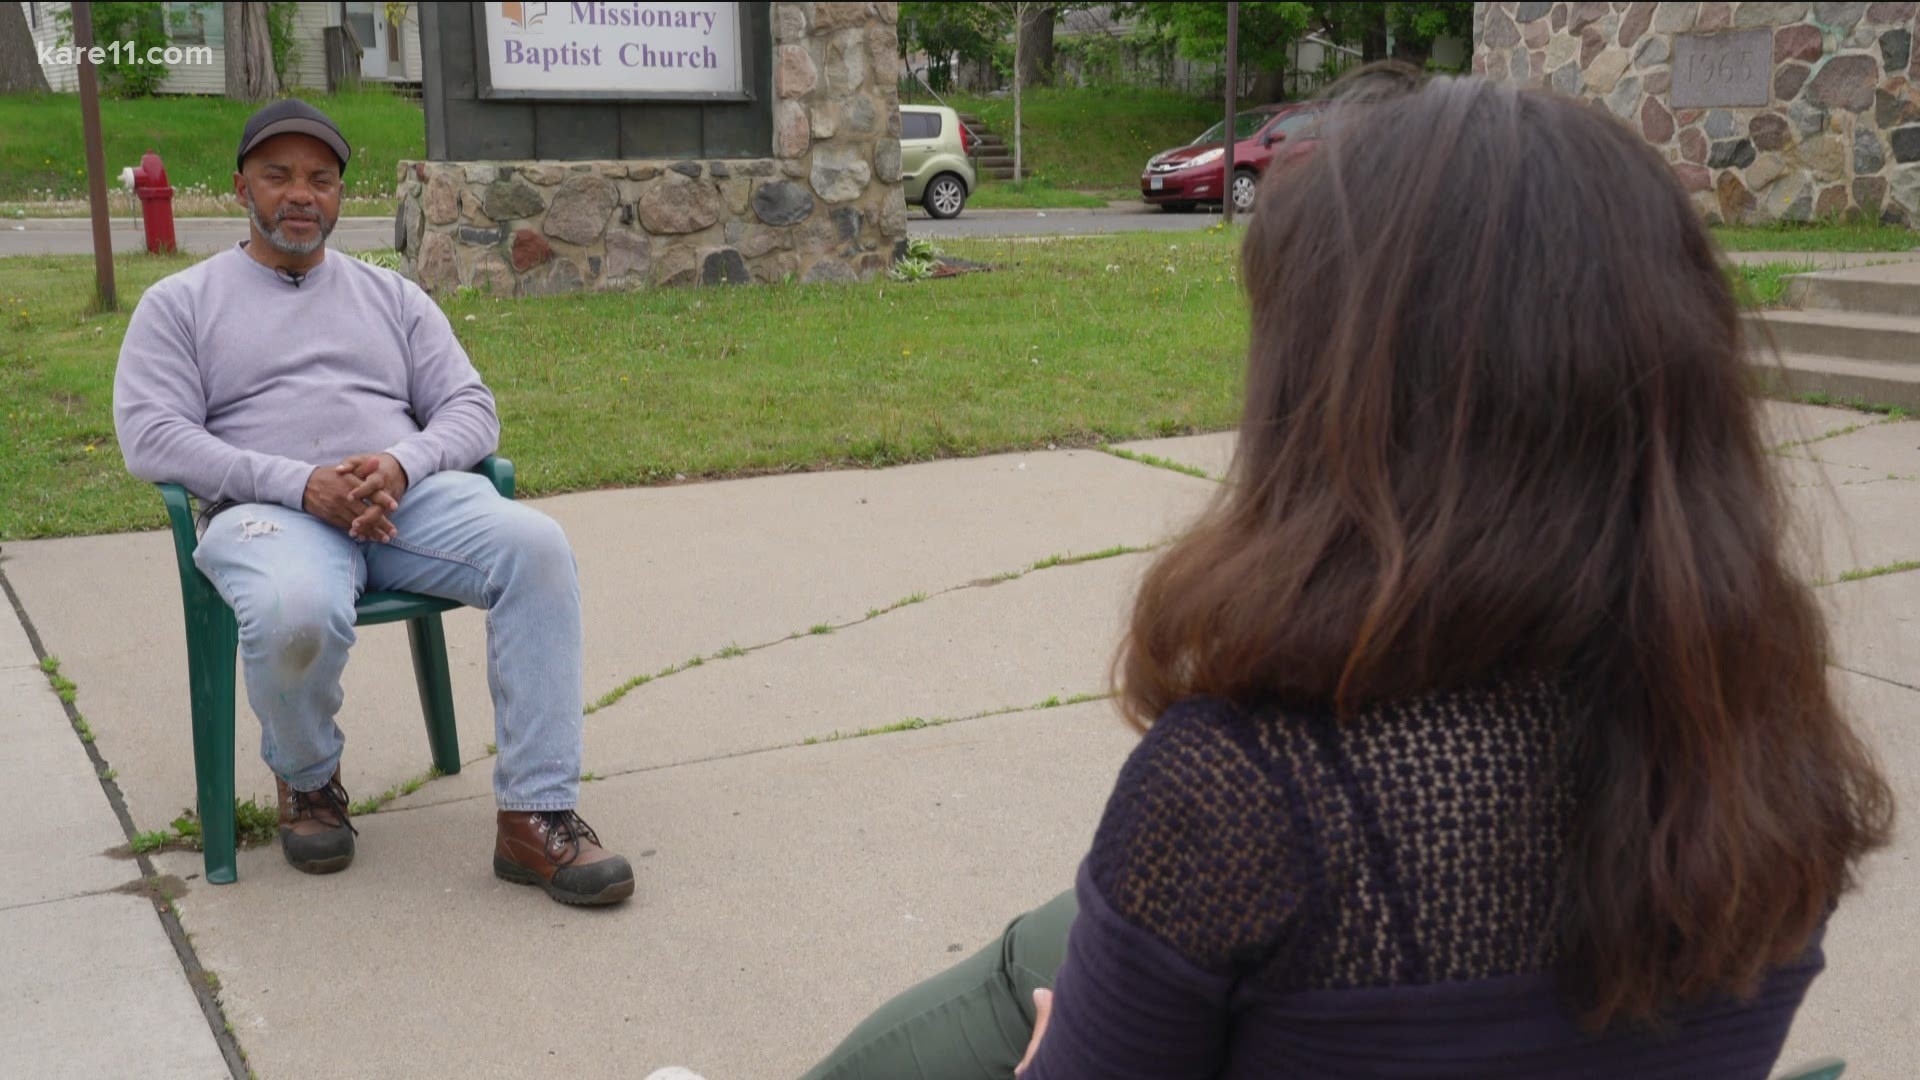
{"left": 925, "top": 174, "right": 967, "bottom": 219}
{"left": 1231, "top": 169, "right": 1258, "bottom": 214}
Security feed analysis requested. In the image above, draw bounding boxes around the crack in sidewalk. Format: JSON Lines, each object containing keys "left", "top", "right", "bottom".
{"left": 1835, "top": 663, "right": 1920, "bottom": 697}
{"left": 1810, "top": 558, "right": 1920, "bottom": 588}
{"left": 1768, "top": 418, "right": 1897, "bottom": 454}
{"left": 1101, "top": 444, "right": 1222, "bottom": 481}
{"left": 373, "top": 687, "right": 1118, "bottom": 818}
{"left": 0, "top": 566, "right": 250, "bottom": 1080}
{"left": 800, "top": 690, "right": 1114, "bottom": 746}
{"left": 581, "top": 541, "right": 1157, "bottom": 717}
{"left": 376, "top": 539, "right": 1155, "bottom": 812}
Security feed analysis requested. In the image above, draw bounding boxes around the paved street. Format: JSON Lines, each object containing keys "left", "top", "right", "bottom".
{"left": 0, "top": 205, "right": 1229, "bottom": 258}
{"left": 0, "top": 215, "right": 397, "bottom": 257}
{"left": 12, "top": 208, "right": 1920, "bottom": 257}
{"left": 910, "top": 204, "right": 1231, "bottom": 238}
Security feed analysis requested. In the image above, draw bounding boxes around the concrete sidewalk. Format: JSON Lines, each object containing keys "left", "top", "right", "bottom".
{"left": 1, "top": 409, "right": 1915, "bottom": 1078}
{"left": 1723, "top": 249, "right": 1920, "bottom": 268}
{"left": 0, "top": 577, "right": 230, "bottom": 1076}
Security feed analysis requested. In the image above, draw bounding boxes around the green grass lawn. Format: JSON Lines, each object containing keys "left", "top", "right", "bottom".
{"left": 968, "top": 179, "right": 1131, "bottom": 210}
{"left": 1711, "top": 221, "right": 1920, "bottom": 252}
{"left": 0, "top": 231, "right": 1248, "bottom": 541}
{"left": 0, "top": 88, "right": 425, "bottom": 210}
{"left": 937, "top": 87, "right": 1220, "bottom": 192}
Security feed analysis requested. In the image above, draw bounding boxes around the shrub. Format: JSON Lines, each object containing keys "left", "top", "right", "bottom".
{"left": 55, "top": 2, "right": 171, "bottom": 98}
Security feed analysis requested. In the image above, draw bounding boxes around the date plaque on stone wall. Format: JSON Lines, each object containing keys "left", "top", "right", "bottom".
{"left": 1670, "top": 29, "right": 1772, "bottom": 108}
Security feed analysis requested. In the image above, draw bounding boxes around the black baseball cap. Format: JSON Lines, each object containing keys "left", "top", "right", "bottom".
{"left": 236, "top": 99, "right": 350, "bottom": 173}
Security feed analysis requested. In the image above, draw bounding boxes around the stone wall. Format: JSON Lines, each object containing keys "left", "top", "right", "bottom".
{"left": 394, "top": 2, "right": 906, "bottom": 294}
{"left": 1473, "top": 2, "right": 1920, "bottom": 225}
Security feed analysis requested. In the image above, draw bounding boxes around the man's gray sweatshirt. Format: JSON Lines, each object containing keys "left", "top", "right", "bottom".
{"left": 113, "top": 244, "right": 500, "bottom": 509}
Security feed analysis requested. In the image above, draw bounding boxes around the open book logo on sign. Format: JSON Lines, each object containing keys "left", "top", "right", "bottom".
{"left": 501, "top": 3, "right": 549, "bottom": 31}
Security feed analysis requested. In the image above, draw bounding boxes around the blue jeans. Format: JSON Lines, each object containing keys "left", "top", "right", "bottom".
{"left": 193, "top": 470, "right": 583, "bottom": 810}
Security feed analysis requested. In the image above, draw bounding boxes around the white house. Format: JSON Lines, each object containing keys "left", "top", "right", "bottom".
{"left": 22, "top": 1, "right": 424, "bottom": 94}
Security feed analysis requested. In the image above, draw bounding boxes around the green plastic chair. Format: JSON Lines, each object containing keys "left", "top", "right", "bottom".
{"left": 157, "top": 456, "right": 514, "bottom": 885}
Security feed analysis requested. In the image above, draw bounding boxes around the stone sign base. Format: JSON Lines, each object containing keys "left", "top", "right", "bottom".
{"left": 1474, "top": 2, "right": 1920, "bottom": 228}
{"left": 393, "top": 157, "right": 908, "bottom": 296}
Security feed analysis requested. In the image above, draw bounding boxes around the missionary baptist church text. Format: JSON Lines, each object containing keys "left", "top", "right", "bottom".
{"left": 494, "top": 2, "right": 730, "bottom": 75}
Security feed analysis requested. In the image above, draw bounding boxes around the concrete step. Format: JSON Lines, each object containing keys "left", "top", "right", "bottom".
{"left": 980, "top": 168, "right": 1017, "bottom": 180}
{"left": 1786, "top": 268, "right": 1920, "bottom": 317}
{"left": 1745, "top": 310, "right": 1920, "bottom": 365}
{"left": 1755, "top": 353, "right": 1920, "bottom": 411}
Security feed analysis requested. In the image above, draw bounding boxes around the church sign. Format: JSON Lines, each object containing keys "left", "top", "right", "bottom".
{"left": 477, "top": 1, "right": 750, "bottom": 101}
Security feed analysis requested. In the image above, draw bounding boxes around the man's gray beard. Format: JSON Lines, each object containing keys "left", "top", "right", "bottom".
{"left": 245, "top": 192, "right": 334, "bottom": 255}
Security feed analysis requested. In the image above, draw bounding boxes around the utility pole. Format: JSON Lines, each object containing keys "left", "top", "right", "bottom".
{"left": 1222, "top": 2, "right": 1239, "bottom": 224}
{"left": 72, "top": 1, "right": 116, "bottom": 311}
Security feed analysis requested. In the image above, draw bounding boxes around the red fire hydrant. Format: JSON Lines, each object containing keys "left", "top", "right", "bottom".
{"left": 133, "top": 151, "right": 177, "bottom": 255}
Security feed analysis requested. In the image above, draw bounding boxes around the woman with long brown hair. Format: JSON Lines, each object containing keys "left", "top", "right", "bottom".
{"left": 801, "top": 65, "right": 1893, "bottom": 1079}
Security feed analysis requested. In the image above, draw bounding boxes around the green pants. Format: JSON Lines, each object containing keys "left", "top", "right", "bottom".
{"left": 800, "top": 889, "right": 1079, "bottom": 1080}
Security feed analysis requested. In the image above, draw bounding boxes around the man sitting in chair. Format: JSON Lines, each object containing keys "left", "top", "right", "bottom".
{"left": 112, "top": 100, "right": 634, "bottom": 907}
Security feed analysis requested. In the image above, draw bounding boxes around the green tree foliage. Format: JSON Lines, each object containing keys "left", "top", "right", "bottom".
{"left": 1312, "top": 2, "right": 1374, "bottom": 58}
{"left": 899, "top": 1, "right": 997, "bottom": 90}
{"left": 55, "top": 2, "right": 171, "bottom": 97}
{"left": 1124, "top": 1, "right": 1473, "bottom": 73}
{"left": 1313, "top": 2, "right": 1474, "bottom": 62}
{"left": 1389, "top": 1, "right": 1473, "bottom": 47}
{"left": 267, "top": 2, "right": 303, "bottom": 82}
{"left": 1123, "top": 2, "right": 1312, "bottom": 73}
{"left": 961, "top": 2, "right": 1042, "bottom": 179}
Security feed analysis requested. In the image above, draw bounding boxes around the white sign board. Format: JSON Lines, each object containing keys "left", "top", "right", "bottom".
{"left": 479, "top": 2, "right": 747, "bottom": 100}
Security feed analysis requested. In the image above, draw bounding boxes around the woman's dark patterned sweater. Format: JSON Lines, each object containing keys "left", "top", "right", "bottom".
{"left": 1023, "top": 680, "right": 1825, "bottom": 1079}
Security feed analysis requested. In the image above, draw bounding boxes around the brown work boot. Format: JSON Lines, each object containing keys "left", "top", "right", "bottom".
{"left": 494, "top": 810, "right": 635, "bottom": 906}
{"left": 275, "top": 769, "right": 357, "bottom": 874}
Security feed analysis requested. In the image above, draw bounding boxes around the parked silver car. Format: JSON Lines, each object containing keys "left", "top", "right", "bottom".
{"left": 900, "top": 104, "right": 976, "bottom": 219}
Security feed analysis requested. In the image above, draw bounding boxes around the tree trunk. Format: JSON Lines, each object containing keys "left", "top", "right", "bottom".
{"left": 1249, "top": 68, "right": 1285, "bottom": 105}
{"left": 224, "top": 2, "right": 279, "bottom": 102}
{"left": 0, "top": 1, "right": 51, "bottom": 93}
{"left": 1012, "top": 8, "right": 1023, "bottom": 183}
{"left": 1390, "top": 41, "right": 1431, "bottom": 67}
{"left": 1016, "top": 4, "right": 1055, "bottom": 89}
{"left": 1362, "top": 11, "right": 1389, "bottom": 63}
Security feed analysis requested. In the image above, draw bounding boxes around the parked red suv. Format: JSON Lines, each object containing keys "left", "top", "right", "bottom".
{"left": 1141, "top": 102, "right": 1328, "bottom": 213}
